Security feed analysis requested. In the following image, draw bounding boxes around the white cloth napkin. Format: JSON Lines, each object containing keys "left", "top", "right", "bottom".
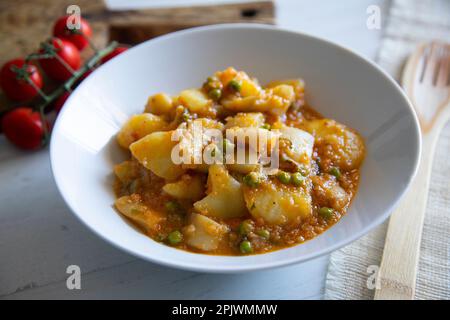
{"left": 325, "top": 0, "right": 450, "bottom": 300}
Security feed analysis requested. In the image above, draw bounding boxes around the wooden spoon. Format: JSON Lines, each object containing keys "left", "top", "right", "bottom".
{"left": 375, "top": 42, "right": 450, "bottom": 300}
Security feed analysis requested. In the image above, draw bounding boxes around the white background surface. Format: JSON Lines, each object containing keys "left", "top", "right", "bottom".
{"left": 0, "top": 0, "right": 386, "bottom": 299}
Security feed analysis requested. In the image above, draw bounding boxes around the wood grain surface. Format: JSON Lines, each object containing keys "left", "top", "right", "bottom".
{"left": 0, "top": 0, "right": 274, "bottom": 63}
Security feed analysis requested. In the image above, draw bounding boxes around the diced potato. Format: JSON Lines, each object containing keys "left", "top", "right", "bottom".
{"left": 117, "top": 113, "right": 168, "bottom": 149}
{"left": 278, "top": 126, "right": 314, "bottom": 164}
{"left": 114, "top": 160, "right": 140, "bottom": 185}
{"left": 243, "top": 179, "right": 312, "bottom": 225}
{"left": 311, "top": 175, "right": 350, "bottom": 211}
{"left": 225, "top": 112, "right": 265, "bottom": 129}
{"left": 239, "top": 78, "right": 261, "bottom": 97}
{"left": 179, "top": 89, "right": 212, "bottom": 115}
{"left": 192, "top": 117, "right": 224, "bottom": 131}
{"left": 216, "top": 67, "right": 238, "bottom": 87}
{"left": 271, "top": 84, "right": 295, "bottom": 102}
{"left": 301, "top": 119, "right": 365, "bottom": 170}
{"left": 184, "top": 213, "right": 229, "bottom": 251}
{"left": 194, "top": 165, "right": 247, "bottom": 219}
{"left": 221, "top": 85, "right": 294, "bottom": 116}
{"left": 226, "top": 127, "right": 280, "bottom": 156}
{"left": 216, "top": 67, "right": 261, "bottom": 97}
{"left": 163, "top": 174, "right": 205, "bottom": 201}
{"left": 115, "top": 194, "right": 165, "bottom": 233}
{"left": 145, "top": 93, "right": 173, "bottom": 115}
{"left": 130, "top": 131, "right": 185, "bottom": 181}
{"left": 266, "top": 79, "right": 304, "bottom": 100}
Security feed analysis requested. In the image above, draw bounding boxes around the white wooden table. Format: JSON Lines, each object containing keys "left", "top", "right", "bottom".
{"left": 0, "top": 0, "right": 385, "bottom": 299}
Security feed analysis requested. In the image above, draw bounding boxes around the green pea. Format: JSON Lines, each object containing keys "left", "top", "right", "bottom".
{"left": 261, "top": 123, "right": 271, "bottom": 130}
{"left": 240, "top": 240, "right": 253, "bottom": 254}
{"left": 243, "top": 172, "right": 261, "bottom": 188}
{"left": 167, "top": 230, "right": 183, "bottom": 245}
{"left": 319, "top": 207, "right": 334, "bottom": 220}
{"left": 165, "top": 200, "right": 184, "bottom": 215}
{"left": 329, "top": 167, "right": 341, "bottom": 179}
{"left": 238, "top": 219, "right": 254, "bottom": 235}
{"left": 228, "top": 79, "right": 241, "bottom": 92}
{"left": 291, "top": 172, "right": 305, "bottom": 186}
{"left": 277, "top": 171, "right": 291, "bottom": 184}
{"left": 256, "top": 229, "right": 270, "bottom": 240}
{"left": 208, "top": 88, "right": 222, "bottom": 100}
{"left": 207, "top": 76, "right": 215, "bottom": 83}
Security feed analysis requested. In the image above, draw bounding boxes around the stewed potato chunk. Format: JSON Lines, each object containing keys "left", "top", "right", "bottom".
{"left": 130, "top": 131, "right": 185, "bottom": 180}
{"left": 115, "top": 194, "right": 165, "bottom": 233}
{"left": 117, "top": 113, "right": 167, "bottom": 148}
{"left": 243, "top": 179, "right": 312, "bottom": 225}
{"left": 145, "top": 93, "right": 173, "bottom": 115}
{"left": 300, "top": 119, "right": 365, "bottom": 171}
{"left": 183, "top": 213, "right": 229, "bottom": 252}
{"left": 311, "top": 174, "right": 350, "bottom": 211}
{"left": 225, "top": 112, "right": 265, "bottom": 129}
{"left": 163, "top": 174, "right": 205, "bottom": 201}
{"left": 194, "top": 165, "right": 247, "bottom": 219}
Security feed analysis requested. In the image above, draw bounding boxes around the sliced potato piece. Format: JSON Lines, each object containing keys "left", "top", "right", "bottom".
{"left": 179, "top": 89, "right": 212, "bottom": 115}
{"left": 115, "top": 194, "right": 165, "bottom": 233}
{"left": 184, "top": 213, "right": 229, "bottom": 251}
{"left": 239, "top": 78, "right": 261, "bottom": 97}
{"left": 266, "top": 79, "right": 304, "bottom": 100}
{"left": 117, "top": 113, "right": 168, "bottom": 149}
{"left": 311, "top": 174, "right": 350, "bottom": 211}
{"left": 216, "top": 67, "right": 239, "bottom": 87}
{"left": 130, "top": 131, "right": 185, "bottom": 181}
{"left": 225, "top": 112, "right": 265, "bottom": 129}
{"left": 114, "top": 160, "right": 140, "bottom": 185}
{"left": 145, "top": 93, "right": 173, "bottom": 115}
{"left": 163, "top": 174, "right": 205, "bottom": 201}
{"left": 243, "top": 179, "right": 312, "bottom": 225}
{"left": 226, "top": 127, "right": 280, "bottom": 156}
{"left": 278, "top": 126, "right": 314, "bottom": 165}
{"left": 301, "top": 119, "right": 365, "bottom": 170}
{"left": 221, "top": 85, "right": 294, "bottom": 116}
{"left": 193, "top": 164, "right": 247, "bottom": 219}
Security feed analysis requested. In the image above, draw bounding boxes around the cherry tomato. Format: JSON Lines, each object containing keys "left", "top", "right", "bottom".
{"left": 1, "top": 107, "right": 47, "bottom": 150}
{"left": 53, "top": 15, "right": 93, "bottom": 51}
{"left": 0, "top": 59, "right": 44, "bottom": 102}
{"left": 39, "top": 38, "right": 81, "bottom": 82}
{"left": 53, "top": 92, "right": 70, "bottom": 113}
{"left": 101, "top": 46, "right": 128, "bottom": 63}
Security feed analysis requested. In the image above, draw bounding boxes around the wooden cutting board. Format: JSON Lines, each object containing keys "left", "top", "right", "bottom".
{"left": 0, "top": 0, "right": 274, "bottom": 64}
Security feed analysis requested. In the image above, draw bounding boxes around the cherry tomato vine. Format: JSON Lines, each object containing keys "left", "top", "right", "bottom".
{"left": 0, "top": 15, "right": 129, "bottom": 150}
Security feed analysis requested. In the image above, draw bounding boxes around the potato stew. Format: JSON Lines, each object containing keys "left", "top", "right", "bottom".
{"left": 113, "top": 67, "right": 365, "bottom": 255}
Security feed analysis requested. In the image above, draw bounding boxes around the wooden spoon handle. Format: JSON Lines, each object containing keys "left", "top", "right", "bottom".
{"left": 374, "top": 130, "right": 439, "bottom": 299}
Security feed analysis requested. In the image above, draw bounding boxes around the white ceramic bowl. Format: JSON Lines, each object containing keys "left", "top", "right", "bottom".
{"left": 50, "top": 24, "right": 421, "bottom": 273}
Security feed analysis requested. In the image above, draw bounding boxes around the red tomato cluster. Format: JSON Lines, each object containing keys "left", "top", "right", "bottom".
{"left": 0, "top": 15, "right": 128, "bottom": 150}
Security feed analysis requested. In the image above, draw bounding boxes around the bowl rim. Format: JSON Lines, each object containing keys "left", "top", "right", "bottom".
{"left": 50, "top": 23, "right": 421, "bottom": 273}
